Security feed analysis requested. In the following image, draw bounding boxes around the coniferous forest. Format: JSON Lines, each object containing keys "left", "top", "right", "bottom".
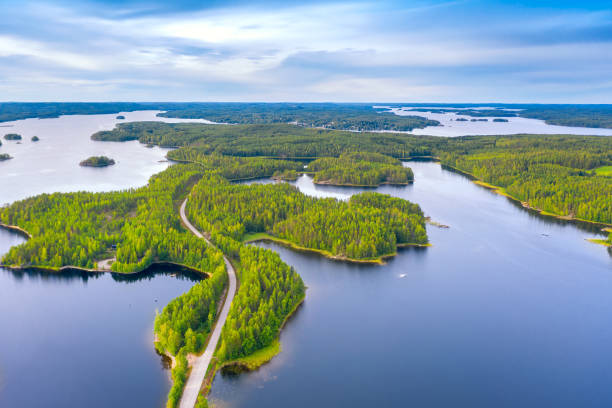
{"left": 2, "top": 111, "right": 611, "bottom": 407}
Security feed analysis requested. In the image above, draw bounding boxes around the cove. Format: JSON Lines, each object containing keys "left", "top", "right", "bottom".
{"left": 210, "top": 161, "right": 612, "bottom": 408}
{"left": 0, "top": 227, "right": 201, "bottom": 408}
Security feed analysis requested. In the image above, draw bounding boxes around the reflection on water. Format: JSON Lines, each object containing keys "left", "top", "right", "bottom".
{"left": 388, "top": 106, "right": 612, "bottom": 137}
{"left": 210, "top": 161, "right": 612, "bottom": 408}
{"left": 0, "top": 110, "right": 213, "bottom": 205}
{"left": 0, "top": 227, "right": 199, "bottom": 408}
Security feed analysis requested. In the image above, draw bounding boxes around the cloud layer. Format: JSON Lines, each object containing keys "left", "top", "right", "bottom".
{"left": 1, "top": 0, "right": 611, "bottom": 102}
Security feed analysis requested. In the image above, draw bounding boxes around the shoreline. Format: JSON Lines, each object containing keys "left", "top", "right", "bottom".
{"left": 440, "top": 163, "right": 612, "bottom": 229}
{"left": 203, "top": 292, "right": 306, "bottom": 391}
{"left": 0, "top": 223, "right": 211, "bottom": 277}
{"left": 243, "top": 232, "right": 429, "bottom": 264}
{"left": 312, "top": 179, "right": 412, "bottom": 187}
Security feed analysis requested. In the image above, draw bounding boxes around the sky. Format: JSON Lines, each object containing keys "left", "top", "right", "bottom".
{"left": 0, "top": 0, "right": 611, "bottom": 102}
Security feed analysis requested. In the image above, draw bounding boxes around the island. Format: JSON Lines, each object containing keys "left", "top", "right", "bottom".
{"left": 455, "top": 118, "right": 469, "bottom": 121}
{"left": 4, "top": 133, "right": 22, "bottom": 141}
{"left": 272, "top": 169, "right": 299, "bottom": 181}
{"left": 309, "top": 152, "right": 414, "bottom": 187}
{"left": 493, "top": 118, "right": 509, "bottom": 122}
{"left": 79, "top": 156, "right": 116, "bottom": 167}
{"left": 31, "top": 136, "right": 40, "bottom": 142}
{"left": 0, "top": 153, "right": 12, "bottom": 161}
{"left": 116, "top": 115, "right": 125, "bottom": 119}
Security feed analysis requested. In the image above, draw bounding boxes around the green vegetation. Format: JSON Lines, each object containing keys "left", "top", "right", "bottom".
{"left": 92, "top": 122, "right": 438, "bottom": 157}
{"left": 0, "top": 164, "right": 225, "bottom": 273}
{"left": 438, "top": 135, "right": 612, "bottom": 225}
{"left": 272, "top": 169, "right": 299, "bottom": 181}
{"left": 215, "top": 245, "right": 304, "bottom": 361}
{"left": 31, "top": 135, "right": 40, "bottom": 142}
{"left": 493, "top": 118, "right": 509, "bottom": 122}
{"left": 79, "top": 156, "right": 116, "bottom": 167}
{"left": 166, "top": 352, "right": 189, "bottom": 408}
{"left": 403, "top": 104, "right": 612, "bottom": 128}
{"left": 4, "top": 133, "right": 22, "bottom": 141}
{"left": 167, "top": 149, "right": 302, "bottom": 180}
{"left": 185, "top": 174, "right": 427, "bottom": 261}
{"left": 116, "top": 115, "right": 126, "bottom": 119}
{"left": 593, "top": 166, "right": 612, "bottom": 176}
{"left": 0, "top": 102, "right": 161, "bottom": 122}
{"left": 520, "top": 105, "right": 612, "bottom": 128}
{"left": 309, "top": 152, "right": 413, "bottom": 186}
{"left": 156, "top": 103, "right": 439, "bottom": 131}
{"left": 154, "top": 270, "right": 227, "bottom": 355}
{"left": 0, "top": 153, "right": 12, "bottom": 161}
{"left": 96, "top": 120, "right": 611, "bottom": 228}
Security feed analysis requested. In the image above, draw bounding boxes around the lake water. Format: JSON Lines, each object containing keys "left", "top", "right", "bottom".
{"left": 0, "top": 111, "right": 214, "bottom": 407}
{"left": 387, "top": 107, "right": 612, "bottom": 137}
{"left": 0, "top": 110, "right": 213, "bottom": 205}
{"left": 0, "top": 228, "right": 201, "bottom": 408}
{"left": 1, "top": 113, "right": 611, "bottom": 407}
{"left": 210, "top": 162, "right": 612, "bottom": 408}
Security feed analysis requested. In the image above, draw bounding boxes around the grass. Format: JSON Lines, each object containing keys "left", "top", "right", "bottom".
{"left": 593, "top": 166, "right": 612, "bottom": 176}
{"left": 587, "top": 238, "right": 611, "bottom": 247}
{"left": 219, "top": 340, "right": 282, "bottom": 371}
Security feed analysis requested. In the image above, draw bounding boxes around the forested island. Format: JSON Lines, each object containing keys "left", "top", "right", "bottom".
{"left": 2, "top": 110, "right": 611, "bottom": 407}
{"left": 79, "top": 156, "right": 116, "bottom": 167}
{"left": 116, "top": 115, "right": 125, "bottom": 119}
{"left": 94, "top": 120, "right": 611, "bottom": 241}
{"left": 0, "top": 153, "right": 12, "bottom": 161}
{"left": 0, "top": 148, "right": 427, "bottom": 406}
{"left": 4, "top": 133, "right": 22, "bottom": 140}
{"left": 493, "top": 118, "right": 509, "bottom": 122}
{"left": 309, "top": 152, "right": 414, "bottom": 186}
{"left": 31, "top": 135, "right": 40, "bottom": 142}
{"left": 2, "top": 102, "right": 612, "bottom": 130}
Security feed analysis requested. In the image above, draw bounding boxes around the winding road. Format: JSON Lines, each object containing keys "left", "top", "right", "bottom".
{"left": 178, "top": 198, "right": 237, "bottom": 408}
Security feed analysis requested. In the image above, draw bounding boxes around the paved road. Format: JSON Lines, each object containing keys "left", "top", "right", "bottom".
{"left": 179, "top": 198, "right": 237, "bottom": 408}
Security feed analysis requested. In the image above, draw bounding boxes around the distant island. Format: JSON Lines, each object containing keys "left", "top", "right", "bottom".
{"left": 0, "top": 153, "right": 12, "bottom": 161}
{"left": 31, "top": 136, "right": 40, "bottom": 142}
{"left": 4, "top": 133, "right": 22, "bottom": 141}
{"left": 116, "top": 115, "right": 125, "bottom": 120}
{"left": 470, "top": 118, "right": 488, "bottom": 122}
{"left": 455, "top": 118, "right": 468, "bottom": 121}
{"left": 79, "top": 156, "right": 116, "bottom": 167}
{"left": 493, "top": 118, "right": 509, "bottom": 122}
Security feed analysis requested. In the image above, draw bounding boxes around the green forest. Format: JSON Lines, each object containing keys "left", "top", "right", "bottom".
{"left": 185, "top": 174, "right": 428, "bottom": 261}
{"left": 79, "top": 156, "right": 115, "bottom": 167}
{"left": 2, "top": 107, "right": 611, "bottom": 406}
{"left": 437, "top": 135, "right": 612, "bottom": 225}
{"left": 97, "top": 121, "right": 611, "bottom": 228}
{"left": 309, "top": 151, "right": 414, "bottom": 186}
{"left": 0, "top": 164, "right": 225, "bottom": 273}
{"left": 155, "top": 103, "right": 440, "bottom": 131}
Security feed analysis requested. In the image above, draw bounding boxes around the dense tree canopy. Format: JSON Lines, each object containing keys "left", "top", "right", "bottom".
{"left": 309, "top": 152, "right": 414, "bottom": 186}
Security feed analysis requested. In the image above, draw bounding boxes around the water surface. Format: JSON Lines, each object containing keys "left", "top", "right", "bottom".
{"left": 211, "top": 161, "right": 612, "bottom": 408}
{"left": 0, "top": 228, "right": 200, "bottom": 408}
{"left": 0, "top": 110, "right": 212, "bottom": 205}
{"left": 389, "top": 107, "right": 612, "bottom": 137}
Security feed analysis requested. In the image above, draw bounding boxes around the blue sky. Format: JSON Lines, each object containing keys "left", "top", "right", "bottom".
{"left": 0, "top": 0, "right": 611, "bottom": 102}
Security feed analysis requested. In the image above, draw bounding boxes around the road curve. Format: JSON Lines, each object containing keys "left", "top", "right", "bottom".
{"left": 179, "top": 198, "right": 237, "bottom": 408}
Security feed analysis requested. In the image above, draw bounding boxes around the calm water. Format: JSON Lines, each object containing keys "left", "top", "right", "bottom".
{"left": 1, "top": 112, "right": 612, "bottom": 407}
{"left": 211, "top": 162, "right": 612, "bottom": 408}
{"left": 0, "top": 112, "right": 215, "bottom": 407}
{"left": 0, "top": 110, "right": 212, "bottom": 205}
{"left": 0, "top": 228, "right": 200, "bottom": 408}
{"left": 388, "top": 106, "right": 612, "bottom": 136}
